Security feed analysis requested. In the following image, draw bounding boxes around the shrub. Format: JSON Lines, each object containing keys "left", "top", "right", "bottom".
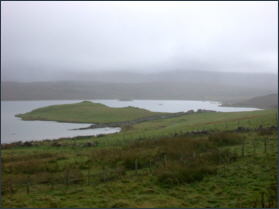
{"left": 208, "top": 132, "right": 242, "bottom": 146}
{"left": 1, "top": 143, "right": 15, "bottom": 150}
{"left": 121, "top": 125, "right": 134, "bottom": 131}
{"left": 257, "top": 129, "right": 274, "bottom": 136}
{"left": 156, "top": 159, "right": 217, "bottom": 185}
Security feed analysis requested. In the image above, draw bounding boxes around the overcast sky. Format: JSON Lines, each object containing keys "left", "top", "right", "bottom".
{"left": 1, "top": 1, "right": 278, "bottom": 82}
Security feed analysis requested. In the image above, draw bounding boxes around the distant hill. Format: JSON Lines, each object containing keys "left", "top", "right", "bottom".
{"left": 222, "top": 94, "right": 278, "bottom": 109}
{"left": 34, "top": 70, "right": 277, "bottom": 91}
{"left": 1, "top": 80, "right": 277, "bottom": 103}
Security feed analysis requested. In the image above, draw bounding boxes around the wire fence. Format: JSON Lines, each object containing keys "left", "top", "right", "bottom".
{"left": 2, "top": 136, "right": 277, "bottom": 197}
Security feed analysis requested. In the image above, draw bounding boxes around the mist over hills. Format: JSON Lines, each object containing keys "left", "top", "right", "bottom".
{"left": 53, "top": 70, "right": 277, "bottom": 90}
{"left": 1, "top": 71, "right": 277, "bottom": 104}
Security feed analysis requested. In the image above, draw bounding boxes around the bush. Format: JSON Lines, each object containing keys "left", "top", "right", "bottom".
{"left": 156, "top": 160, "right": 217, "bottom": 185}
{"left": 257, "top": 129, "right": 274, "bottom": 136}
{"left": 1, "top": 143, "right": 15, "bottom": 150}
{"left": 121, "top": 125, "right": 134, "bottom": 131}
{"left": 208, "top": 132, "right": 242, "bottom": 146}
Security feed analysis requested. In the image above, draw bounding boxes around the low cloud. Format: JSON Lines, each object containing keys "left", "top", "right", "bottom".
{"left": 1, "top": 1, "right": 278, "bottom": 82}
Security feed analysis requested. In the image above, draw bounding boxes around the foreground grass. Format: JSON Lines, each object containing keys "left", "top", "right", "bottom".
{"left": 2, "top": 130, "right": 277, "bottom": 208}
{"left": 2, "top": 107, "right": 278, "bottom": 208}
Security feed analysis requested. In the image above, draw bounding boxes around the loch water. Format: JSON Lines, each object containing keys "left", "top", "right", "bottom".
{"left": 1, "top": 100, "right": 260, "bottom": 144}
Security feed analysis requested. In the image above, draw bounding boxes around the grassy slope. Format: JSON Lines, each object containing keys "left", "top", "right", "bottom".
{"left": 222, "top": 94, "right": 278, "bottom": 109}
{"left": 2, "top": 108, "right": 278, "bottom": 208}
{"left": 2, "top": 80, "right": 276, "bottom": 102}
{"left": 15, "top": 101, "right": 166, "bottom": 123}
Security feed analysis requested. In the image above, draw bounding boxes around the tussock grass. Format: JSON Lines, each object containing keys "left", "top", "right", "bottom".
{"left": 1, "top": 152, "right": 58, "bottom": 163}
{"left": 257, "top": 129, "right": 275, "bottom": 136}
{"left": 208, "top": 132, "right": 243, "bottom": 146}
{"left": 1, "top": 143, "right": 16, "bottom": 150}
{"left": 3, "top": 159, "right": 60, "bottom": 174}
{"left": 156, "top": 159, "right": 217, "bottom": 185}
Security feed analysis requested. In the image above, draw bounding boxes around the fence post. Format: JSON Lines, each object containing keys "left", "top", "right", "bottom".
{"left": 10, "top": 180, "right": 13, "bottom": 198}
{"left": 193, "top": 151, "right": 196, "bottom": 159}
{"left": 67, "top": 169, "right": 69, "bottom": 187}
{"left": 149, "top": 161, "right": 152, "bottom": 174}
{"left": 88, "top": 169, "right": 90, "bottom": 186}
{"left": 135, "top": 160, "right": 138, "bottom": 176}
{"left": 52, "top": 174, "right": 54, "bottom": 189}
{"left": 164, "top": 155, "right": 166, "bottom": 168}
{"left": 181, "top": 128, "right": 184, "bottom": 134}
{"left": 27, "top": 175, "right": 30, "bottom": 194}
{"left": 254, "top": 141, "right": 256, "bottom": 154}
{"left": 103, "top": 165, "right": 106, "bottom": 182}
{"left": 242, "top": 142, "right": 245, "bottom": 157}
{"left": 264, "top": 138, "right": 267, "bottom": 153}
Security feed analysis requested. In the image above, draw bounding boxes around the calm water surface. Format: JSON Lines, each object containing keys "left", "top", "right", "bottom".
{"left": 1, "top": 100, "right": 260, "bottom": 143}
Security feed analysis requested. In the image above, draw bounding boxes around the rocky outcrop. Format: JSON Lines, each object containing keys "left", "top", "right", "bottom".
{"left": 254, "top": 125, "right": 277, "bottom": 131}
{"left": 52, "top": 142, "right": 63, "bottom": 147}
{"left": 15, "top": 141, "right": 39, "bottom": 147}
{"left": 183, "top": 130, "right": 213, "bottom": 136}
{"left": 83, "top": 141, "right": 99, "bottom": 147}
{"left": 234, "top": 126, "right": 249, "bottom": 132}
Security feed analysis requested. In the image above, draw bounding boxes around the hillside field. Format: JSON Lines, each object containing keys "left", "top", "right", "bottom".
{"left": 1, "top": 103, "right": 278, "bottom": 208}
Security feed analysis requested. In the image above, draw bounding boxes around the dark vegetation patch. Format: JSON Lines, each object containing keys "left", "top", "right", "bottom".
{"left": 257, "top": 129, "right": 275, "bottom": 136}
{"left": 121, "top": 125, "right": 134, "bottom": 131}
{"left": 208, "top": 132, "right": 243, "bottom": 146}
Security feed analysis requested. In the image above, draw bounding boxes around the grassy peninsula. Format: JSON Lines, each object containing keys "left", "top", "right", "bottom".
{"left": 15, "top": 101, "right": 166, "bottom": 123}
{"left": 2, "top": 103, "right": 278, "bottom": 208}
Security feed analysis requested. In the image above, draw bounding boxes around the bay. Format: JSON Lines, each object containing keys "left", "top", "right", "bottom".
{"left": 1, "top": 100, "right": 260, "bottom": 144}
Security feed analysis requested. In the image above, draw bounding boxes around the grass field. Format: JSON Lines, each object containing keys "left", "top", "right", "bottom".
{"left": 15, "top": 101, "right": 166, "bottom": 123}
{"left": 2, "top": 103, "right": 278, "bottom": 208}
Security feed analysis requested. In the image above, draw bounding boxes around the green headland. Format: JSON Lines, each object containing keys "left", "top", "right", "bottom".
{"left": 15, "top": 101, "right": 166, "bottom": 123}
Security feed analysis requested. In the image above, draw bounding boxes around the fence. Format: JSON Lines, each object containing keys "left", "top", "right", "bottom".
{"left": 2, "top": 136, "right": 277, "bottom": 197}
